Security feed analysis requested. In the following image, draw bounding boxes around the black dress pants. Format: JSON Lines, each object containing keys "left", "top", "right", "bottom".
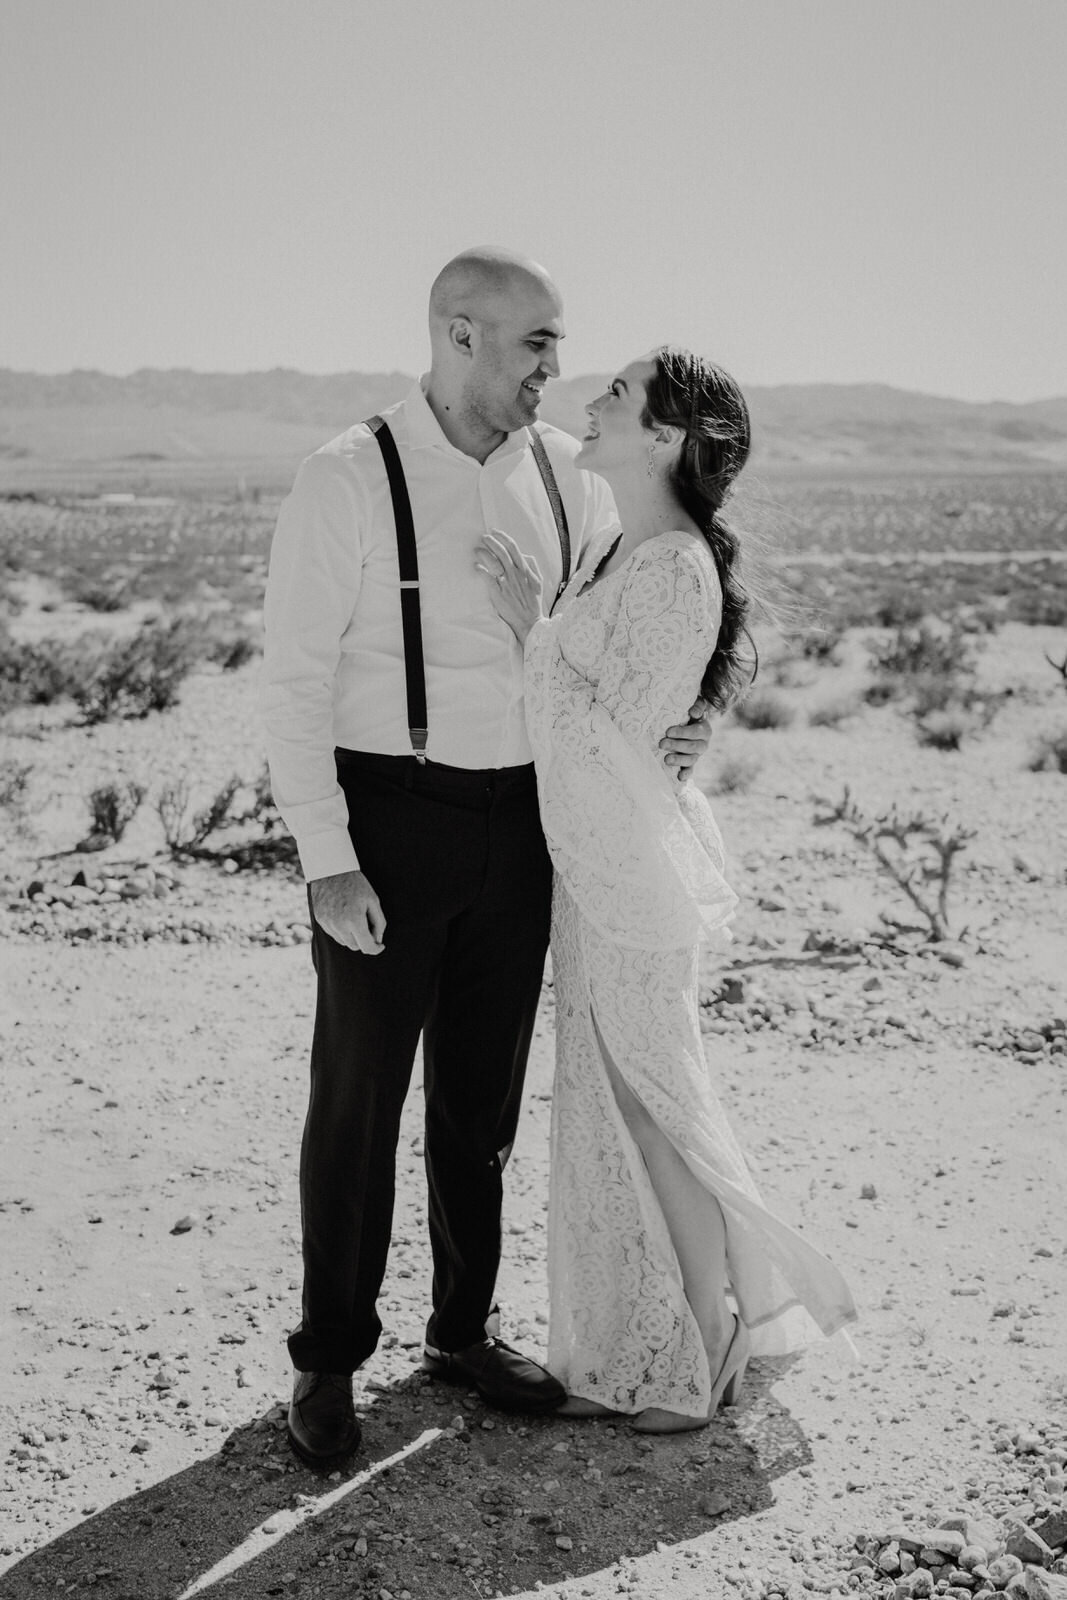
{"left": 287, "top": 750, "right": 553, "bottom": 1376}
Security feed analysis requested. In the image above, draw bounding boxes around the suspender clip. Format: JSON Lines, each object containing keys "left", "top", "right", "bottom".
{"left": 410, "top": 729, "right": 428, "bottom": 764}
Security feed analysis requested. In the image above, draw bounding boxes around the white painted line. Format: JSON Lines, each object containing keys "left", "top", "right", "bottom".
{"left": 176, "top": 1427, "right": 443, "bottom": 1599}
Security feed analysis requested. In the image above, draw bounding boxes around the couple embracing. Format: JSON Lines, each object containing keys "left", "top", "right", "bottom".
{"left": 262, "top": 247, "right": 857, "bottom": 1467}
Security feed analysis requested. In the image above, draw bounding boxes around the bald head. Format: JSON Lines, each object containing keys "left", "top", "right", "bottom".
{"left": 429, "top": 246, "right": 560, "bottom": 334}
{"left": 424, "top": 246, "right": 565, "bottom": 459}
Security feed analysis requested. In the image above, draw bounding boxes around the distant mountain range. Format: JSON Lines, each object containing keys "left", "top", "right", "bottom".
{"left": 2, "top": 368, "right": 1066, "bottom": 483}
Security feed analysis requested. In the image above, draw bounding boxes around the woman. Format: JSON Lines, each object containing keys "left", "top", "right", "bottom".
{"left": 477, "top": 348, "right": 856, "bottom": 1432}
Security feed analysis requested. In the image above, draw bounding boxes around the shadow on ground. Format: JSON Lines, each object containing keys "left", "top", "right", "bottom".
{"left": 0, "top": 1360, "right": 810, "bottom": 1599}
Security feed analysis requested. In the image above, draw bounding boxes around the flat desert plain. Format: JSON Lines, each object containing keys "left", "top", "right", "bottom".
{"left": 1, "top": 472, "right": 1066, "bottom": 1600}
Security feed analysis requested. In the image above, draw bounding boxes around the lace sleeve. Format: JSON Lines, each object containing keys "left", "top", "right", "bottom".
{"left": 524, "top": 540, "right": 738, "bottom": 950}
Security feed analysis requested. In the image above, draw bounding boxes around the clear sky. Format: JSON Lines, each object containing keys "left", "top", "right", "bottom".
{"left": 2, "top": 0, "right": 1064, "bottom": 401}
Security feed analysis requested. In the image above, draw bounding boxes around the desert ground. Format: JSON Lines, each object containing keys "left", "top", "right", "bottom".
{"left": 1, "top": 474, "right": 1066, "bottom": 1600}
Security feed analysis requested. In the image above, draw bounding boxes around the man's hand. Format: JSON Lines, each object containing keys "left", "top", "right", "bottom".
{"left": 659, "top": 696, "right": 713, "bottom": 783}
{"left": 309, "top": 870, "right": 386, "bottom": 955}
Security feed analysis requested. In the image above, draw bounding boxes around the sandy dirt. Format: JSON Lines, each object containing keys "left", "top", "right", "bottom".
{"left": 1, "top": 626, "right": 1065, "bottom": 1600}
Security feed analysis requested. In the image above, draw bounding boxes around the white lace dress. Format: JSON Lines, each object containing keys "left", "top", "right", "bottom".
{"left": 523, "top": 531, "right": 857, "bottom": 1418}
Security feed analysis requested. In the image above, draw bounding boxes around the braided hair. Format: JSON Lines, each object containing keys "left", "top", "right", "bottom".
{"left": 641, "top": 346, "right": 756, "bottom": 709}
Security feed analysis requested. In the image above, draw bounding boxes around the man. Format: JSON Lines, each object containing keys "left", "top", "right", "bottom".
{"left": 262, "top": 247, "right": 709, "bottom": 1466}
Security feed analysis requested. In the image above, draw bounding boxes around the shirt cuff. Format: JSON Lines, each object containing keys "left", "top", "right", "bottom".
{"left": 297, "top": 829, "right": 361, "bottom": 884}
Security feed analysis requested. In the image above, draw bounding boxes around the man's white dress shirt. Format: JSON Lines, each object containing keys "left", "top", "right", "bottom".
{"left": 262, "top": 383, "right": 618, "bottom": 882}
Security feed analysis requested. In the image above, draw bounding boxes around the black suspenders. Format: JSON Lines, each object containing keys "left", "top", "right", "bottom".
{"left": 366, "top": 416, "right": 571, "bottom": 765}
{"left": 526, "top": 426, "right": 571, "bottom": 604}
{"left": 367, "top": 416, "right": 428, "bottom": 762}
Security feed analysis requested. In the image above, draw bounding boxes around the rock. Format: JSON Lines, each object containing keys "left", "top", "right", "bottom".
{"left": 989, "top": 1555, "right": 1025, "bottom": 1585}
{"left": 879, "top": 1543, "right": 902, "bottom": 1574}
{"left": 861, "top": 1183, "right": 878, "bottom": 1200}
{"left": 701, "top": 1492, "right": 731, "bottom": 1517}
{"left": 555, "top": 1536, "right": 573, "bottom": 1551}
{"left": 1034, "top": 1512, "right": 1067, "bottom": 1551}
{"left": 1024, "top": 1573, "right": 1067, "bottom": 1600}
{"left": 720, "top": 976, "right": 747, "bottom": 1005}
{"left": 170, "top": 1214, "right": 198, "bottom": 1235}
{"left": 925, "top": 1532, "right": 967, "bottom": 1561}
{"left": 906, "top": 1572, "right": 935, "bottom": 1598}
{"left": 935, "top": 942, "right": 968, "bottom": 967}
{"left": 960, "top": 1547, "right": 990, "bottom": 1571}
{"left": 1005, "top": 1525, "right": 1054, "bottom": 1565}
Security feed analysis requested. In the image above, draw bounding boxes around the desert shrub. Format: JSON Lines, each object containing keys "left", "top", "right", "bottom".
{"left": 0, "top": 758, "right": 33, "bottom": 834}
{"left": 70, "top": 575, "right": 129, "bottom": 613}
{"left": 794, "top": 623, "right": 846, "bottom": 664}
{"left": 157, "top": 765, "right": 298, "bottom": 867}
{"left": 814, "top": 786, "right": 974, "bottom": 942}
{"left": 809, "top": 693, "right": 861, "bottom": 728}
{"left": 78, "top": 780, "right": 146, "bottom": 850}
{"left": 915, "top": 708, "right": 972, "bottom": 750}
{"left": 0, "top": 626, "right": 86, "bottom": 712}
{"left": 706, "top": 754, "right": 761, "bottom": 795}
{"left": 1016, "top": 591, "right": 1067, "bottom": 628}
{"left": 1028, "top": 730, "right": 1067, "bottom": 774}
{"left": 864, "top": 621, "right": 980, "bottom": 715}
{"left": 867, "top": 620, "right": 974, "bottom": 682}
{"left": 871, "top": 590, "right": 926, "bottom": 628}
{"left": 205, "top": 628, "right": 258, "bottom": 672}
{"left": 910, "top": 673, "right": 964, "bottom": 718}
{"left": 158, "top": 774, "right": 243, "bottom": 853}
{"left": 732, "top": 689, "right": 795, "bottom": 730}
{"left": 1046, "top": 645, "right": 1067, "bottom": 692}
{"left": 72, "top": 619, "right": 200, "bottom": 724}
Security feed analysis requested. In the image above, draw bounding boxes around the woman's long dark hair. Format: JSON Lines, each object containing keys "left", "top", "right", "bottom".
{"left": 641, "top": 346, "right": 756, "bottom": 709}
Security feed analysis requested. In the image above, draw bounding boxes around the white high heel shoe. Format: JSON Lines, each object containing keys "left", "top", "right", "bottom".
{"left": 631, "top": 1315, "right": 750, "bottom": 1435}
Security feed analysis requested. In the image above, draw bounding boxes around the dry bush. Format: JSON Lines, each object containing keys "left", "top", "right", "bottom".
{"left": 0, "top": 621, "right": 85, "bottom": 712}
{"left": 814, "top": 786, "right": 974, "bottom": 942}
{"left": 794, "top": 623, "right": 846, "bottom": 664}
{"left": 1045, "top": 645, "right": 1067, "bottom": 692}
{"left": 1028, "top": 730, "right": 1067, "bottom": 774}
{"left": 0, "top": 758, "right": 33, "bottom": 836}
{"left": 706, "top": 754, "right": 761, "bottom": 795}
{"left": 72, "top": 619, "right": 200, "bottom": 724}
{"left": 866, "top": 620, "right": 975, "bottom": 688}
{"left": 78, "top": 780, "right": 146, "bottom": 851}
{"left": 158, "top": 774, "right": 243, "bottom": 853}
{"left": 70, "top": 575, "right": 130, "bottom": 613}
{"left": 915, "top": 708, "right": 973, "bottom": 751}
{"left": 732, "top": 689, "right": 795, "bottom": 730}
{"left": 809, "top": 693, "right": 861, "bottom": 728}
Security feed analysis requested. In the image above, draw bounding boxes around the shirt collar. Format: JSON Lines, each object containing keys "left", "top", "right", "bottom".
{"left": 397, "top": 378, "right": 531, "bottom": 463}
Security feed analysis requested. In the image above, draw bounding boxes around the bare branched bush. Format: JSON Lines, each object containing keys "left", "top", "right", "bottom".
{"left": 732, "top": 689, "right": 795, "bottom": 730}
{"left": 814, "top": 785, "right": 974, "bottom": 942}
{"left": 158, "top": 774, "right": 243, "bottom": 854}
{"left": 78, "top": 780, "right": 146, "bottom": 851}
{"left": 0, "top": 758, "right": 33, "bottom": 836}
{"left": 1045, "top": 644, "right": 1067, "bottom": 692}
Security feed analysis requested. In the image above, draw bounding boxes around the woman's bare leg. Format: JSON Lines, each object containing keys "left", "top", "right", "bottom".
{"left": 593, "top": 1014, "right": 734, "bottom": 1374}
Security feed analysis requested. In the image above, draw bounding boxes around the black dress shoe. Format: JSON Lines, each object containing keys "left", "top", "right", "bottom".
{"left": 287, "top": 1371, "right": 361, "bottom": 1467}
{"left": 422, "top": 1337, "right": 565, "bottom": 1413}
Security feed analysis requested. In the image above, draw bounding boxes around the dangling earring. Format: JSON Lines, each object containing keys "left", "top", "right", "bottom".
{"left": 646, "top": 445, "right": 656, "bottom": 479}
